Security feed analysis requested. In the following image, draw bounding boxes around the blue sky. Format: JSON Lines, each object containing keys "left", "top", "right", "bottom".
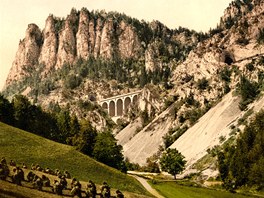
{"left": 0, "top": 0, "right": 232, "bottom": 90}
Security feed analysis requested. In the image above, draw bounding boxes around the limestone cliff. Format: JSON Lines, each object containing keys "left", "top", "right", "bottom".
{"left": 4, "top": 8, "right": 196, "bottom": 87}
{"left": 39, "top": 15, "right": 57, "bottom": 73}
{"left": 6, "top": 24, "right": 42, "bottom": 86}
{"left": 56, "top": 10, "right": 78, "bottom": 69}
{"left": 76, "top": 9, "right": 90, "bottom": 60}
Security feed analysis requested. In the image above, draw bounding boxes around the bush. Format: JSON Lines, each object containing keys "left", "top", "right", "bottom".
{"left": 219, "top": 67, "right": 232, "bottom": 82}
{"left": 219, "top": 135, "right": 226, "bottom": 143}
{"left": 164, "top": 95, "right": 179, "bottom": 109}
{"left": 64, "top": 74, "right": 82, "bottom": 89}
{"left": 163, "top": 125, "right": 189, "bottom": 149}
{"left": 225, "top": 17, "right": 234, "bottom": 29}
{"left": 184, "top": 107, "right": 206, "bottom": 125}
{"left": 236, "top": 37, "right": 249, "bottom": 46}
{"left": 246, "top": 62, "right": 254, "bottom": 71}
{"left": 257, "top": 28, "right": 264, "bottom": 44}
{"left": 185, "top": 93, "right": 200, "bottom": 107}
{"left": 142, "top": 156, "right": 160, "bottom": 173}
{"left": 163, "top": 133, "right": 174, "bottom": 149}
{"left": 223, "top": 83, "right": 231, "bottom": 94}
{"left": 197, "top": 77, "right": 209, "bottom": 90}
{"left": 238, "top": 75, "right": 259, "bottom": 110}
{"left": 116, "top": 118, "right": 129, "bottom": 130}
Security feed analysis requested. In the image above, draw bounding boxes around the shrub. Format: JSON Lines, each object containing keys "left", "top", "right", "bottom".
{"left": 64, "top": 74, "right": 82, "bottom": 89}
{"left": 238, "top": 75, "right": 259, "bottom": 110}
{"left": 164, "top": 95, "right": 179, "bottom": 109}
{"left": 185, "top": 93, "right": 200, "bottom": 107}
{"left": 236, "top": 37, "right": 249, "bottom": 46}
{"left": 225, "top": 17, "right": 234, "bottom": 29}
{"left": 219, "top": 135, "right": 226, "bottom": 143}
{"left": 184, "top": 107, "right": 206, "bottom": 125}
{"left": 197, "top": 77, "right": 209, "bottom": 90}
{"left": 219, "top": 67, "right": 232, "bottom": 82}
{"left": 257, "top": 28, "right": 264, "bottom": 44}
{"left": 163, "top": 133, "right": 174, "bottom": 149}
{"left": 246, "top": 62, "right": 254, "bottom": 71}
{"left": 223, "top": 83, "right": 231, "bottom": 94}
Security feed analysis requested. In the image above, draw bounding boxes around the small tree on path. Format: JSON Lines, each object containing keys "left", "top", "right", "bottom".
{"left": 160, "top": 148, "right": 186, "bottom": 179}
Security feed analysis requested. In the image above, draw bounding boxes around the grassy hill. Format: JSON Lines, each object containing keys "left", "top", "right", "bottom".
{"left": 0, "top": 122, "right": 149, "bottom": 196}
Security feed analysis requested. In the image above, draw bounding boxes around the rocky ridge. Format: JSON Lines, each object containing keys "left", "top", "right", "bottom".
{"left": 5, "top": 8, "right": 196, "bottom": 87}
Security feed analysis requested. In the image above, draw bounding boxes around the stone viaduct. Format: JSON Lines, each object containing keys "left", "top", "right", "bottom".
{"left": 99, "top": 90, "right": 142, "bottom": 117}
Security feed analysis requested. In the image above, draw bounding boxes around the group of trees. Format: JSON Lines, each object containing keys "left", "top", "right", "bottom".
{"left": 0, "top": 94, "right": 124, "bottom": 171}
{"left": 0, "top": 94, "right": 188, "bottom": 176}
{"left": 59, "top": 57, "right": 172, "bottom": 91}
{"left": 218, "top": 110, "right": 264, "bottom": 190}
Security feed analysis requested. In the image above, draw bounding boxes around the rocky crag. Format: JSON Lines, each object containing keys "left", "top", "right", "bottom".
{"left": 3, "top": 7, "right": 199, "bottom": 130}
{"left": 5, "top": 8, "right": 197, "bottom": 87}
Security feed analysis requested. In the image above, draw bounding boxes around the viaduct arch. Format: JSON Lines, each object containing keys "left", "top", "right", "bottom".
{"left": 99, "top": 90, "right": 141, "bottom": 117}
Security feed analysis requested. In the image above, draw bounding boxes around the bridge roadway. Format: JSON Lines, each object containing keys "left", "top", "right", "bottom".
{"left": 99, "top": 90, "right": 142, "bottom": 117}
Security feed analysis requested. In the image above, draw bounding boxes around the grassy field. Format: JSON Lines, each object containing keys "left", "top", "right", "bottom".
{"left": 149, "top": 181, "right": 261, "bottom": 198}
{"left": 0, "top": 122, "right": 150, "bottom": 196}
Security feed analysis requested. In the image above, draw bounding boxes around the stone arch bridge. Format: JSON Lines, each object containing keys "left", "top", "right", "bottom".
{"left": 99, "top": 90, "right": 142, "bottom": 117}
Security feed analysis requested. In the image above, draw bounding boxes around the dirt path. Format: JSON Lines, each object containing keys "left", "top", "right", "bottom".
{"left": 130, "top": 175, "right": 164, "bottom": 198}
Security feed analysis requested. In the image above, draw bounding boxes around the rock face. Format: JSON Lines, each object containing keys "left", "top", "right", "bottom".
{"left": 76, "top": 9, "right": 90, "bottom": 60}
{"left": 118, "top": 20, "right": 142, "bottom": 59}
{"left": 56, "top": 10, "right": 78, "bottom": 69}
{"left": 99, "top": 19, "right": 114, "bottom": 59}
{"left": 4, "top": 8, "right": 196, "bottom": 87}
{"left": 39, "top": 15, "right": 57, "bottom": 73}
{"left": 6, "top": 24, "right": 42, "bottom": 85}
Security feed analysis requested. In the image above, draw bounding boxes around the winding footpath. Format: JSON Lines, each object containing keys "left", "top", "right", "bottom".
{"left": 130, "top": 174, "right": 164, "bottom": 198}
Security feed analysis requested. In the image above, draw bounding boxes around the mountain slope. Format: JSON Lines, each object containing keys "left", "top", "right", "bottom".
{"left": 117, "top": 0, "right": 264, "bottom": 166}
{"left": 118, "top": 92, "right": 264, "bottom": 166}
{"left": 170, "top": 92, "right": 264, "bottom": 169}
{"left": 0, "top": 122, "right": 148, "bottom": 195}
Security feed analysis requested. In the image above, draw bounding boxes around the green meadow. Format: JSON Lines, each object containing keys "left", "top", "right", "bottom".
{"left": 149, "top": 181, "right": 262, "bottom": 198}
{"left": 0, "top": 122, "right": 149, "bottom": 196}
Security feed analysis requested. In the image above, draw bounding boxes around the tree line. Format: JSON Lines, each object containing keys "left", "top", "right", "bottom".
{"left": 218, "top": 110, "right": 264, "bottom": 191}
{"left": 0, "top": 94, "right": 124, "bottom": 171}
{"left": 0, "top": 94, "right": 188, "bottom": 178}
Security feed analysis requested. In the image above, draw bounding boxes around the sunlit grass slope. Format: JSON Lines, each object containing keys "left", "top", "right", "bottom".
{"left": 149, "top": 181, "right": 260, "bottom": 198}
{"left": 0, "top": 122, "right": 148, "bottom": 195}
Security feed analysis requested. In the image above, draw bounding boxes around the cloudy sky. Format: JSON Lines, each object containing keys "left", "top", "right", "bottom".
{"left": 0, "top": 0, "right": 232, "bottom": 90}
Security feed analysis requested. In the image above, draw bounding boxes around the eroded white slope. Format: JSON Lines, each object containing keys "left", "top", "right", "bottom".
{"left": 117, "top": 106, "right": 174, "bottom": 165}
{"left": 116, "top": 117, "right": 142, "bottom": 146}
{"left": 170, "top": 92, "right": 264, "bottom": 168}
